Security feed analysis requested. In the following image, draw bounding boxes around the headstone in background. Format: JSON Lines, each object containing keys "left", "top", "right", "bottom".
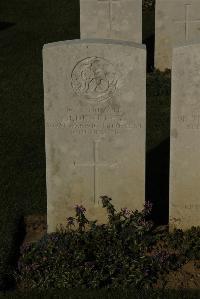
{"left": 155, "top": 0, "right": 200, "bottom": 71}
{"left": 170, "top": 42, "right": 200, "bottom": 230}
{"left": 43, "top": 39, "right": 146, "bottom": 232}
{"left": 80, "top": 0, "right": 142, "bottom": 42}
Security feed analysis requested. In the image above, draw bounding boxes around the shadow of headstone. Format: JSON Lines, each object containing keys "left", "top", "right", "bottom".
{"left": 9, "top": 217, "right": 26, "bottom": 291}
{"left": 0, "top": 22, "right": 15, "bottom": 31}
{"left": 143, "top": 34, "right": 155, "bottom": 72}
{"left": 142, "top": 8, "right": 155, "bottom": 72}
{"left": 146, "top": 138, "right": 170, "bottom": 225}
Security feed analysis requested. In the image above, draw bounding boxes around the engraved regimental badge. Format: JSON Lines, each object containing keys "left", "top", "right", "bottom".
{"left": 71, "top": 57, "right": 118, "bottom": 103}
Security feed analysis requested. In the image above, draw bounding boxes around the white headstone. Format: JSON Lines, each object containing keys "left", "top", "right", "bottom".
{"left": 80, "top": 0, "right": 142, "bottom": 42}
{"left": 170, "top": 42, "right": 200, "bottom": 230}
{"left": 43, "top": 39, "right": 146, "bottom": 232}
{"left": 155, "top": 0, "right": 200, "bottom": 71}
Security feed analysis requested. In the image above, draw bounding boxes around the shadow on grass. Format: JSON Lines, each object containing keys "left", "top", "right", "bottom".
{"left": 1, "top": 217, "right": 26, "bottom": 292}
{"left": 0, "top": 22, "right": 15, "bottom": 31}
{"left": 1, "top": 288, "right": 200, "bottom": 299}
{"left": 146, "top": 138, "right": 170, "bottom": 226}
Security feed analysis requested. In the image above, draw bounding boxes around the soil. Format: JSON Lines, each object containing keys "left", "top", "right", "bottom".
{"left": 22, "top": 214, "right": 47, "bottom": 244}
{"left": 156, "top": 260, "right": 200, "bottom": 289}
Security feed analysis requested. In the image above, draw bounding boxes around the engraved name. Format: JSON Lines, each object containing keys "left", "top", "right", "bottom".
{"left": 46, "top": 106, "right": 142, "bottom": 135}
{"left": 177, "top": 112, "right": 200, "bottom": 130}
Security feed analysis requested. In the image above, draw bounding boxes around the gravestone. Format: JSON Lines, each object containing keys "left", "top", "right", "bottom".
{"left": 170, "top": 42, "right": 200, "bottom": 230}
{"left": 155, "top": 0, "right": 200, "bottom": 70}
{"left": 80, "top": 0, "right": 142, "bottom": 42}
{"left": 43, "top": 39, "right": 146, "bottom": 232}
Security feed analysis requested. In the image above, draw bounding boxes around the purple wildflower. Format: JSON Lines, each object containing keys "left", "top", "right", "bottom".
{"left": 142, "top": 201, "right": 153, "bottom": 216}
{"left": 50, "top": 234, "right": 59, "bottom": 242}
{"left": 138, "top": 218, "right": 153, "bottom": 230}
{"left": 75, "top": 204, "right": 86, "bottom": 214}
{"left": 144, "top": 201, "right": 153, "bottom": 211}
{"left": 66, "top": 216, "right": 75, "bottom": 226}
{"left": 121, "top": 207, "right": 131, "bottom": 217}
{"left": 138, "top": 219, "right": 146, "bottom": 226}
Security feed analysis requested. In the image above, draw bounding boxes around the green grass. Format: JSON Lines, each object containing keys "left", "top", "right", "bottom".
{"left": 0, "top": 0, "right": 171, "bottom": 291}
{"left": 0, "top": 0, "right": 80, "bottom": 289}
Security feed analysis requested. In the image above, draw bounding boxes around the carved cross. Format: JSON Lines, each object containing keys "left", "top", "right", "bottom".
{"left": 173, "top": 4, "right": 200, "bottom": 41}
{"left": 73, "top": 139, "right": 117, "bottom": 205}
{"left": 98, "top": 0, "right": 120, "bottom": 32}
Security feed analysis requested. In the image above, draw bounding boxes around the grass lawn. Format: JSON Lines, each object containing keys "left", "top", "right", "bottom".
{"left": 1, "top": 289, "right": 200, "bottom": 299}
{"left": 0, "top": 0, "right": 80, "bottom": 288}
{"left": 0, "top": 0, "right": 171, "bottom": 291}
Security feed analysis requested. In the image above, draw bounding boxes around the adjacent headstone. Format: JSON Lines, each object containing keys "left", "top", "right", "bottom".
{"left": 80, "top": 0, "right": 142, "bottom": 42}
{"left": 170, "top": 42, "right": 200, "bottom": 230}
{"left": 155, "top": 0, "right": 200, "bottom": 71}
{"left": 43, "top": 39, "right": 146, "bottom": 232}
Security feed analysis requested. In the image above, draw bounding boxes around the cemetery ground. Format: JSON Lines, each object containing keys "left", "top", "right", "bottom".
{"left": 0, "top": 0, "right": 199, "bottom": 297}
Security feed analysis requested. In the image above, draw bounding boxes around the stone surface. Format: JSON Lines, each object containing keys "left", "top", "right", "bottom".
{"left": 155, "top": 0, "right": 200, "bottom": 71}
{"left": 170, "top": 42, "right": 200, "bottom": 230}
{"left": 80, "top": 0, "right": 142, "bottom": 43}
{"left": 43, "top": 39, "right": 146, "bottom": 232}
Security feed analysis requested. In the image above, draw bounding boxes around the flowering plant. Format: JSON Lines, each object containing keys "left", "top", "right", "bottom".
{"left": 15, "top": 196, "right": 198, "bottom": 290}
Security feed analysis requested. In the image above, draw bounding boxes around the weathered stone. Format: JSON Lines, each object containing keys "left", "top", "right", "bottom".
{"left": 170, "top": 42, "right": 200, "bottom": 230}
{"left": 155, "top": 0, "right": 200, "bottom": 70}
{"left": 80, "top": 0, "right": 142, "bottom": 42}
{"left": 43, "top": 39, "right": 146, "bottom": 232}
